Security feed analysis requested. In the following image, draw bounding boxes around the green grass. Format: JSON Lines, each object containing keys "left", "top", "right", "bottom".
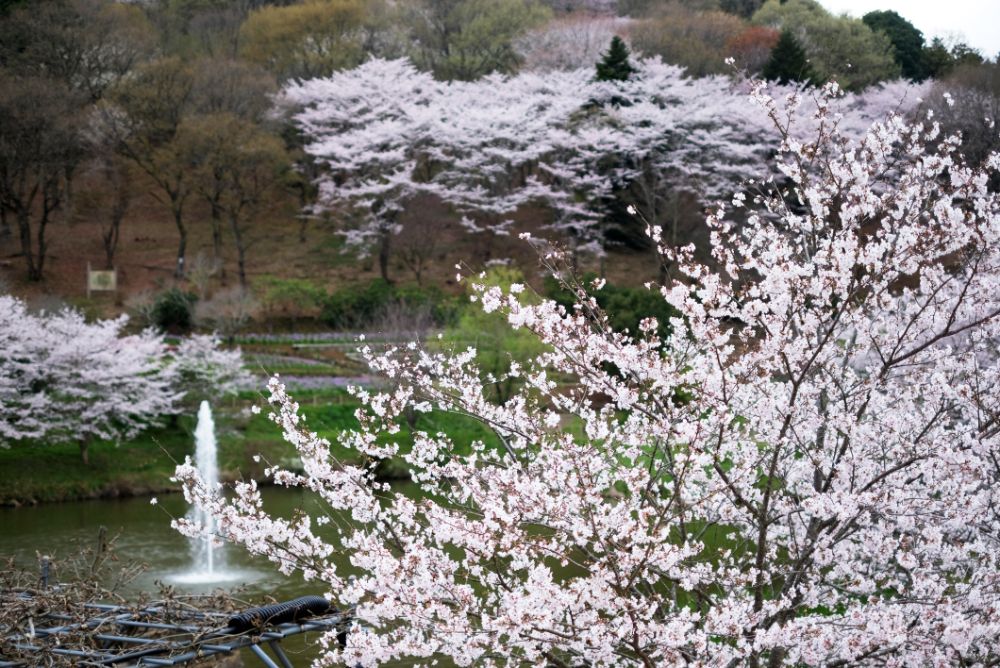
{"left": 0, "top": 388, "right": 501, "bottom": 505}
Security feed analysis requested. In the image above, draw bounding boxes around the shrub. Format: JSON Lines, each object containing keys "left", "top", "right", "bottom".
{"left": 547, "top": 274, "right": 681, "bottom": 340}
{"left": 151, "top": 288, "right": 197, "bottom": 334}
{"left": 256, "top": 276, "right": 326, "bottom": 326}
{"left": 321, "top": 280, "right": 459, "bottom": 332}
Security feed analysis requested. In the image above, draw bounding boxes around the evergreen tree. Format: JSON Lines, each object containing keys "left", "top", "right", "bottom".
{"left": 762, "top": 29, "right": 814, "bottom": 85}
{"left": 863, "top": 10, "right": 926, "bottom": 81}
{"left": 922, "top": 37, "right": 954, "bottom": 79}
{"left": 595, "top": 36, "right": 636, "bottom": 82}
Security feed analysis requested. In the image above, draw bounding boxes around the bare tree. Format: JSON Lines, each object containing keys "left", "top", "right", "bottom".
{"left": 177, "top": 114, "right": 290, "bottom": 287}
{"left": 104, "top": 57, "right": 195, "bottom": 278}
{"left": 0, "top": 74, "right": 83, "bottom": 281}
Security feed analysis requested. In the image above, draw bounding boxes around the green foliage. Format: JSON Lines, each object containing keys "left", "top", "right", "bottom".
{"left": 762, "top": 29, "right": 814, "bottom": 85}
{"left": 408, "top": 0, "right": 550, "bottom": 80}
{"left": 629, "top": 6, "right": 747, "bottom": 77}
{"left": 152, "top": 287, "right": 197, "bottom": 333}
{"left": 322, "top": 280, "right": 394, "bottom": 330}
{"left": 546, "top": 275, "right": 681, "bottom": 340}
{"left": 862, "top": 10, "right": 926, "bottom": 81}
{"left": 753, "top": 0, "right": 899, "bottom": 90}
{"left": 922, "top": 38, "right": 954, "bottom": 79}
{"left": 922, "top": 37, "right": 985, "bottom": 79}
{"left": 439, "top": 267, "right": 547, "bottom": 404}
{"left": 239, "top": 0, "right": 368, "bottom": 81}
{"left": 256, "top": 276, "right": 327, "bottom": 320}
{"left": 595, "top": 36, "right": 637, "bottom": 81}
{"left": 321, "top": 280, "right": 458, "bottom": 330}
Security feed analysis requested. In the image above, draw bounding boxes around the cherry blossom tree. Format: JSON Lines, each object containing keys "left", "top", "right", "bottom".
{"left": 0, "top": 297, "right": 246, "bottom": 463}
{"left": 286, "top": 57, "right": 928, "bottom": 274}
{"left": 284, "top": 59, "right": 441, "bottom": 282}
{"left": 0, "top": 302, "right": 180, "bottom": 463}
{"left": 171, "top": 333, "right": 251, "bottom": 402}
{"left": 177, "top": 83, "right": 1000, "bottom": 666}
{"left": 0, "top": 296, "right": 53, "bottom": 443}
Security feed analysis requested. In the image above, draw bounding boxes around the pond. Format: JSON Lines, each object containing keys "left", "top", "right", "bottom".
{"left": 0, "top": 486, "right": 385, "bottom": 666}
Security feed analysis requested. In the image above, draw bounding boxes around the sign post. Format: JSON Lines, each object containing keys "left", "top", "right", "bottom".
{"left": 86, "top": 263, "right": 117, "bottom": 298}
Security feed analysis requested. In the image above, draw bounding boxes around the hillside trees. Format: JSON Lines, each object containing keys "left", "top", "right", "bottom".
{"left": 407, "top": 0, "right": 551, "bottom": 80}
{"left": 102, "top": 53, "right": 281, "bottom": 280}
{"left": 103, "top": 57, "right": 195, "bottom": 278}
{"left": 762, "top": 29, "right": 814, "bottom": 85}
{"left": 0, "top": 0, "right": 154, "bottom": 281}
{"left": 177, "top": 84, "right": 1000, "bottom": 667}
{"left": 0, "top": 75, "right": 84, "bottom": 281}
{"left": 76, "top": 148, "right": 135, "bottom": 270}
{"left": 238, "top": 0, "right": 368, "bottom": 81}
{"left": 179, "top": 115, "right": 291, "bottom": 287}
{"left": 0, "top": 0, "right": 155, "bottom": 102}
{"left": 862, "top": 10, "right": 927, "bottom": 81}
{"left": 627, "top": 4, "right": 746, "bottom": 77}
{"left": 724, "top": 25, "right": 780, "bottom": 74}
{"left": 753, "top": 0, "right": 899, "bottom": 90}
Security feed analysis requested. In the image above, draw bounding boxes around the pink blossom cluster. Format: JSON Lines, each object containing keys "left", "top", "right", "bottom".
{"left": 283, "top": 57, "right": 930, "bottom": 258}
{"left": 0, "top": 298, "right": 247, "bottom": 446}
{"left": 180, "top": 82, "right": 1000, "bottom": 666}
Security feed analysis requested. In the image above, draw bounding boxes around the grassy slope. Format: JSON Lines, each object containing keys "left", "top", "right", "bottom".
{"left": 0, "top": 389, "right": 500, "bottom": 506}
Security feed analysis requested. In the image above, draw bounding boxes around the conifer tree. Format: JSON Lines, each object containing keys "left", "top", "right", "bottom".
{"left": 595, "top": 36, "right": 636, "bottom": 82}
{"left": 762, "top": 29, "right": 814, "bottom": 85}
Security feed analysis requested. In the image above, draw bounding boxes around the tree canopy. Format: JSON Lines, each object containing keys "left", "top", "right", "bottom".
{"left": 753, "top": 0, "right": 899, "bottom": 90}
{"left": 862, "top": 9, "right": 926, "bottom": 81}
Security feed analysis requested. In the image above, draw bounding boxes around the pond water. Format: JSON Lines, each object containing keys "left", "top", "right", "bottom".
{"left": 0, "top": 487, "right": 370, "bottom": 666}
{"left": 0, "top": 488, "right": 324, "bottom": 600}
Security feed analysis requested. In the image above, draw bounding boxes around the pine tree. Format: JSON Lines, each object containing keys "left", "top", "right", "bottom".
{"left": 762, "top": 29, "right": 815, "bottom": 85}
{"left": 595, "top": 36, "right": 636, "bottom": 82}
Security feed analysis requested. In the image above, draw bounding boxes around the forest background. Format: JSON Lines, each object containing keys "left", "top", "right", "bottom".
{"left": 0, "top": 0, "right": 996, "bottom": 336}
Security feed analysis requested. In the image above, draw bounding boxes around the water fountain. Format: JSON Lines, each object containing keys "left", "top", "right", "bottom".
{"left": 171, "top": 400, "right": 242, "bottom": 585}
{"left": 192, "top": 400, "right": 221, "bottom": 576}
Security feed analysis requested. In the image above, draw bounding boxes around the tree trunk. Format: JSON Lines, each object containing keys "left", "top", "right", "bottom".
{"left": 15, "top": 207, "right": 44, "bottom": 282}
{"left": 229, "top": 212, "right": 248, "bottom": 288}
{"left": 0, "top": 206, "right": 10, "bottom": 239}
{"left": 378, "top": 230, "right": 391, "bottom": 283}
{"left": 172, "top": 201, "right": 187, "bottom": 279}
{"left": 79, "top": 440, "right": 90, "bottom": 465}
{"left": 209, "top": 204, "right": 223, "bottom": 268}
{"left": 103, "top": 207, "right": 125, "bottom": 270}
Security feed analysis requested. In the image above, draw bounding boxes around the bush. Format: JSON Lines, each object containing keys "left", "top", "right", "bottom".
{"left": 256, "top": 276, "right": 326, "bottom": 325}
{"left": 151, "top": 288, "right": 197, "bottom": 334}
{"left": 321, "top": 280, "right": 459, "bottom": 332}
{"left": 547, "top": 274, "right": 680, "bottom": 340}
